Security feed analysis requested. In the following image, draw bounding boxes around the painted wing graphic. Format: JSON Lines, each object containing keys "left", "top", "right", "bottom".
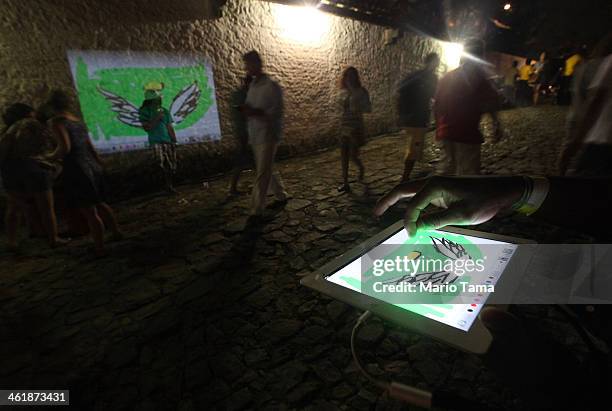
{"left": 430, "top": 236, "right": 469, "bottom": 260}
{"left": 97, "top": 86, "right": 142, "bottom": 128}
{"left": 170, "top": 81, "right": 201, "bottom": 124}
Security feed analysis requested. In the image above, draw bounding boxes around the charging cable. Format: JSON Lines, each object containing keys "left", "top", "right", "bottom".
{"left": 351, "top": 311, "right": 500, "bottom": 411}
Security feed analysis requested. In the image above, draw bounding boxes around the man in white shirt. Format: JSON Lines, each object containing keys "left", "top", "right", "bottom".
{"left": 241, "top": 51, "right": 289, "bottom": 217}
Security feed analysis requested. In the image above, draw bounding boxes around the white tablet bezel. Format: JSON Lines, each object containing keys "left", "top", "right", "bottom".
{"left": 300, "top": 221, "right": 537, "bottom": 354}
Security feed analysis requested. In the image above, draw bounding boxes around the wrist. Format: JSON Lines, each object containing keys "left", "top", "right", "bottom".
{"left": 511, "top": 176, "right": 550, "bottom": 216}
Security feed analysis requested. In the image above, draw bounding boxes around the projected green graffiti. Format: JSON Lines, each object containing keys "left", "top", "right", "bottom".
{"left": 73, "top": 57, "right": 214, "bottom": 142}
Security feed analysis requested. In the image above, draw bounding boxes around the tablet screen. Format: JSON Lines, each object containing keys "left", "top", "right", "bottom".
{"left": 326, "top": 228, "right": 518, "bottom": 332}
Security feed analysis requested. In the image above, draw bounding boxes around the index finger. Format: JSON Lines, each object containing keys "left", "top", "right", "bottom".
{"left": 373, "top": 179, "right": 428, "bottom": 217}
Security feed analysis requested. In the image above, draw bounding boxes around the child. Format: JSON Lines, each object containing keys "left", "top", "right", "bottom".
{"left": 138, "top": 87, "right": 178, "bottom": 194}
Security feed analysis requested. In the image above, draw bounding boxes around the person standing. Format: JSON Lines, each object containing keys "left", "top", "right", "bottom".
{"left": 228, "top": 75, "right": 252, "bottom": 196}
{"left": 138, "top": 87, "right": 178, "bottom": 194}
{"left": 0, "top": 103, "right": 64, "bottom": 250}
{"left": 558, "top": 49, "right": 584, "bottom": 105}
{"left": 337, "top": 66, "right": 371, "bottom": 192}
{"left": 433, "top": 39, "right": 502, "bottom": 176}
{"left": 240, "top": 50, "right": 288, "bottom": 218}
{"left": 533, "top": 52, "right": 550, "bottom": 105}
{"left": 47, "top": 90, "right": 122, "bottom": 257}
{"left": 516, "top": 59, "right": 534, "bottom": 106}
{"left": 396, "top": 53, "right": 439, "bottom": 182}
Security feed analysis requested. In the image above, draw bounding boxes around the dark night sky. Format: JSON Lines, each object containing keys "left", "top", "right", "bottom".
{"left": 443, "top": 0, "right": 612, "bottom": 57}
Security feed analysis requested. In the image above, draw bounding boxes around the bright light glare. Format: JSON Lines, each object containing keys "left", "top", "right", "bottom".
{"left": 503, "top": 3, "right": 512, "bottom": 11}
{"left": 441, "top": 42, "right": 464, "bottom": 71}
{"left": 272, "top": 4, "right": 331, "bottom": 45}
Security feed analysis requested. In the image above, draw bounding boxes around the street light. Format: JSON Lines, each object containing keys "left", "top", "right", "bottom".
{"left": 503, "top": 3, "right": 512, "bottom": 11}
{"left": 272, "top": 3, "right": 331, "bottom": 45}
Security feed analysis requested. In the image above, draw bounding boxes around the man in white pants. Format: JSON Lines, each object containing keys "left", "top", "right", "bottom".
{"left": 241, "top": 51, "right": 288, "bottom": 217}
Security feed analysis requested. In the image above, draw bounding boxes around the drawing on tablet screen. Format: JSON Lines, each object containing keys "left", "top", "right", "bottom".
{"left": 327, "top": 228, "right": 517, "bottom": 331}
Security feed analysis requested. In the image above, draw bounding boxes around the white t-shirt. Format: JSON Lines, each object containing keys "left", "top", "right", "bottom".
{"left": 245, "top": 74, "right": 284, "bottom": 145}
{"left": 584, "top": 54, "right": 612, "bottom": 145}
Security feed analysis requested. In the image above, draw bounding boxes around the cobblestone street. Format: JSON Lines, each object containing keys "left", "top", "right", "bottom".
{"left": 0, "top": 106, "right": 591, "bottom": 410}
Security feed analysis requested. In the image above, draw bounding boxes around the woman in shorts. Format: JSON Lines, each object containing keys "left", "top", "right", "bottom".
{"left": 337, "top": 67, "right": 371, "bottom": 193}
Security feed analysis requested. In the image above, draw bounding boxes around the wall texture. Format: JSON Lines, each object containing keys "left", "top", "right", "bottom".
{"left": 0, "top": 0, "right": 449, "bottom": 197}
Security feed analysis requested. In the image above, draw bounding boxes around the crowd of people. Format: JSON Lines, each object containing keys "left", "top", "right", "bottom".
{"left": 1, "top": 34, "right": 611, "bottom": 255}
{"left": 1, "top": 32, "right": 611, "bottom": 409}
{"left": 501, "top": 45, "right": 594, "bottom": 108}
{"left": 0, "top": 91, "right": 122, "bottom": 257}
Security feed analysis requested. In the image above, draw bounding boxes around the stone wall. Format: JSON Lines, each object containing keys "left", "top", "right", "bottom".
{"left": 0, "top": 0, "right": 450, "bottom": 198}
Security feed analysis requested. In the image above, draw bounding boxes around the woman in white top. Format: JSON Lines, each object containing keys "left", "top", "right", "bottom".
{"left": 338, "top": 67, "right": 371, "bottom": 192}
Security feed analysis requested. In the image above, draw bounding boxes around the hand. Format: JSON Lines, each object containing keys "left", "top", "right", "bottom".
{"left": 373, "top": 176, "right": 525, "bottom": 237}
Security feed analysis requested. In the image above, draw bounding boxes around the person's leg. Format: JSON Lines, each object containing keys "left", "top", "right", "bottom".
{"left": 97, "top": 202, "right": 123, "bottom": 240}
{"left": 229, "top": 143, "right": 249, "bottom": 195}
{"left": 436, "top": 139, "right": 456, "bottom": 175}
{"left": 265, "top": 142, "right": 288, "bottom": 201}
{"left": 455, "top": 142, "right": 481, "bottom": 175}
{"left": 229, "top": 164, "right": 242, "bottom": 195}
{"left": 167, "top": 144, "right": 177, "bottom": 191}
{"left": 533, "top": 83, "right": 541, "bottom": 105}
{"left": 152, "top": 144, "right": 173, "bottom": 193}
{"left": 402, "top": 127, "right": 426, "bottom": 181}
{"left": 250, "top": 143, "right": 274, "bottom": 215}
{"left": 79, "top": 206, "right": 106, "bottom": 255}
{"left": 339, "top": 141, "right": 350, "bottom": 191}
{"left": 32, "top": 189, "right": 63, "bottom": 247}
{"left": 24, "top": 197, "right": 45, "bottom": 238}
{"left": 349, "top": 144, "right": 365, "bottom": 182}
{"left": 160, "top": 144, "right": 178, "bottom": 193}
{"left": 5, "top": 193, "right": 22, "bottom": 250}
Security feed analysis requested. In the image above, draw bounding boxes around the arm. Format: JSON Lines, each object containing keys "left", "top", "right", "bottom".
{"left": 243, "top": 83, "right": 283, "bottom": 121}
{"left": 374, "top": 175, "right": 612, "bottom": 238}
{"left": 49, "top": 119, "right": 71, "bottom": 160}
{"left": 140, "top": 110, "right": 164, "bottom": 132}
{"left": 167, "top": 123, "right": 177, "bottom": 143}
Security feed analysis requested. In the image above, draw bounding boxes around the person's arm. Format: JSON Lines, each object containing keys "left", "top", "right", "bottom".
{"left": 255, "top": 83, "right": 283, "bottom": 121}
{"left": 167, "top": 124, "right": 177, "bottom": 144}
{"left": 243, "top": 82, "right": 283, "bottom": 128}
{"left": 49, "top": 118, "right": 71, "bottom": 160}
{"left": 140, "top": 109, "right": 164, "bottom": 132}
{"left": 374, "top": 175, "right": 612, "bottom": 238}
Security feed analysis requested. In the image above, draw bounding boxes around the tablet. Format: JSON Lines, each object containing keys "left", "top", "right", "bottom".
{"left": 301, "top": 221, "right": 536, "bottom": 354}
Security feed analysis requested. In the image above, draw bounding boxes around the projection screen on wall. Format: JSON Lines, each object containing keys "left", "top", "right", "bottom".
{"left": 66, "top": 50, "right": 221, "bottom": 153}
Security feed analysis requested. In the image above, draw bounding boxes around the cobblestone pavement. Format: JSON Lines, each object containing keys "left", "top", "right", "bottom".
{"left": 0, "top": 106, "right": 593, "bottom": 410}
